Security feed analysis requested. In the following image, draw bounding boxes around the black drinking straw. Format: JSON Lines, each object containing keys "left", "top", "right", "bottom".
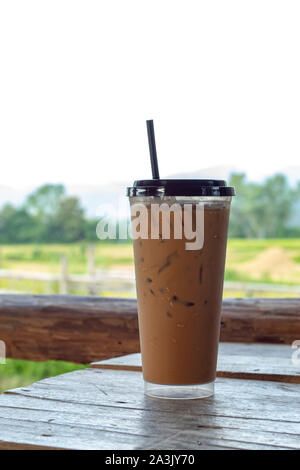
{"left": 146, "top": 120, "right": 160, "bottom": 179}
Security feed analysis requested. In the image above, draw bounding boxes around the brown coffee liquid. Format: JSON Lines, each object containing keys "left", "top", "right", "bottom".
{"left": 132, "top": 204, "right": 230, "bottom": 385}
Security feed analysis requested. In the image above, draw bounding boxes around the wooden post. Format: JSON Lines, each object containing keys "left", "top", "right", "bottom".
{"left": 60, "top": 254, "right": 68, "bottom": 295}
{"left": 87, "top": 244, "right": 96, "bottom": 295}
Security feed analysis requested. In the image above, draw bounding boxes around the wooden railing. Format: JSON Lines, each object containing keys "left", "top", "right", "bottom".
{"left": 0, "top": 295, "right": 299, "bottom": 363}
{"left": 1, "top": 266, "right": 300, "bottom": 296}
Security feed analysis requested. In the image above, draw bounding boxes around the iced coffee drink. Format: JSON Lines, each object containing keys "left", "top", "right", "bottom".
{"left": 127, "top": 179, "right": 234, "bottom": 399}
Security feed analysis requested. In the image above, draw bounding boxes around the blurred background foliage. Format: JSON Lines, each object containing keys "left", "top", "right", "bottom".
{"left": 228, "top": 173, "right": 300, "bottom": 238}
{"left": 0, "top": 173, "right": 299, "bottom": 243}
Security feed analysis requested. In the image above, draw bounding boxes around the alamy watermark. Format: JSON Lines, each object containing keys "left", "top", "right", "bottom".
{"left": 0, "top": 340, "right": 6, "bottom": 365}
{"left": 291, "top": 340, "right": 300, "bottom": 365}
{"left": 96, "top": 201, "right": 205, "bottom": 250}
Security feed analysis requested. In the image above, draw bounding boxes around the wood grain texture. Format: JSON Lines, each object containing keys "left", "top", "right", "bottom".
{"left": 221, "top": 297, "right": 300, "bottom": 344}
{"left": 0, "top": 295, "right": 138, "bottom": 363}
{"left": 91, "top": 342, "right": 300, "bottom": 384}
{"left": 0, "top": 295, "right": 300, "bottom": 363}
{"left": 0, "top": 366, "right": 300, "bottom": 450}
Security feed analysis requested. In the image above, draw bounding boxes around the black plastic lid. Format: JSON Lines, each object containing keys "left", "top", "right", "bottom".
{"left": 127, "top": 179, "right": 235, "bottom": 197}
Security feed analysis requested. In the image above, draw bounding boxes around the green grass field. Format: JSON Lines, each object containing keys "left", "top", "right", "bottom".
{"left": 0, "top": 359, "right": 88, "bottom": 393}
{"left": 0, "top": 239, "right": 300, "bottom": 293}
{"left": 0, "top": 242, "right": 133, "bottom": 274}
{"left": 0, "top": 239, "right": 300, "bottom": 393}
{"left": 0, "top": 242, "right": 134, "bottom": 294}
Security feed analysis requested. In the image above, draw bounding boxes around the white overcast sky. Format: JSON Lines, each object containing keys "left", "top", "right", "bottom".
{"left": 0, "top": 0, "right": 300, "bottom": 188}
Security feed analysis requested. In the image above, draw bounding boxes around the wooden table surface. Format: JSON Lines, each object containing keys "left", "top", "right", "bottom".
{"left": 0, "top": 342, "right": 299, "bottom": 450}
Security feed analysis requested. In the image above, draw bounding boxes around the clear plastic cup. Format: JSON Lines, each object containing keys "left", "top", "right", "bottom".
{"left": 127, "top": 180, "right": 234, "bottom": 399}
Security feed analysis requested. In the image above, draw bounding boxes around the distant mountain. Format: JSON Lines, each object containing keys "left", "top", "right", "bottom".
{"left": 0, "top": 165, "right": 299, "bottom": 218}
{"left": 66, "top": 183, "right": 130, "bottom": 218}
{"left": 167, "top": 165, "right": 238, "bottom": 181}
{"left": 67, "top": 166, "right": 238, "bottom": 217}
{"left": 168, "top": 165, "right": 300, "bottom": 185}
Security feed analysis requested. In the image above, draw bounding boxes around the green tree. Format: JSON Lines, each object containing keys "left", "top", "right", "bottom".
{"left": 0, "top": 204, "right": 38, "bottom": 243}
{"left": 254, "top": 174, "right": 298, "bottom": 237}
{"left": 228, "top": 173, "right": 300, "bottom": 238}
{"left": 25, "top": 184, "right": 65, "bottom": 219}
{"left": 48, "top": 197, "right": 85, "bottom": 242}
{"left": 84, "top": 218, "right": 99, "bottom": 241}
{"left": 228, "top": 173, "right": 253, "bottom": 237}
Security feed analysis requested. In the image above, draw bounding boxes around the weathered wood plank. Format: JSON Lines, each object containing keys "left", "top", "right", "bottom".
{"left": 146, "top": 430, "right": 289, "bottom": 451}
{"left": 0, "top": 295, "right": 138, "bottom": 363}
{"left": 0, "top": 367, "right": 299, "bottom": 449}
{"left": 0, "top": 418, "right": 161, "bottom": 450}
{"left": 0, "top": 417, "right": 291, "bottom": 450}
{"left": 221, "top": 298, "right": 300, "bottom": 344}
{"left": 1, "top": 391, "right": 299, "bottom": 437}
{"left": 91, "top": 342, "right": 300, "bottom": 383}
{"left": 0, "top": 440, "right": 61, "bottom": 450}
{"left": 0, "top": 295, "right": 300, "bottom": 363}
{"left": 16, "top": 368, "right": 299, "bottom": 424}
